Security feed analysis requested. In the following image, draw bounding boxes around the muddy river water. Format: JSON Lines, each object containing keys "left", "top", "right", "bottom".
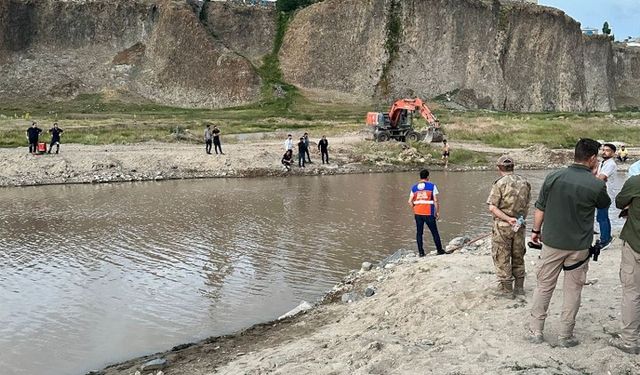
{"left": 0, "top": 170, "right": 627, "bottom": 374}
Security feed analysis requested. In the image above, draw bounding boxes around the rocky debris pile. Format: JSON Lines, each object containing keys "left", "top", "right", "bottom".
{"left": 510, "top": 144, "right": 571, "bottom": 168}
{"left": 446, "top": 236, "right": 491, "bottom": 254}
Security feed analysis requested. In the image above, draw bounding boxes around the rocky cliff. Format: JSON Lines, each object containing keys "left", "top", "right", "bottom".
{"left": 614, "top": 45, "right": 640, "bottom": 108}
{"left": 280, "top": 0, "right": 619, "bottom": 112}
{"left": 1, "top": 0, "right": 638, "bottom": 111}
{"left": 0, "top": 0, "right": 261, "bottom": 108}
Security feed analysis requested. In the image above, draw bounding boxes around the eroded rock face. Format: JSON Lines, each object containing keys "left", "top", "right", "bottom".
{"left": 0, "top": 0, "right": 261, "bottom": 108}
{"left": 584, "top": 35, "right": 615, "bottom": 112}
{"left": 614, "top": 46, "right": 640, "bottom": 108}
{"left": 280, "top": 0, "right": 616, "bottom": 112}
{"left": 203, "top": 2, "right": 276, "bottom": 66}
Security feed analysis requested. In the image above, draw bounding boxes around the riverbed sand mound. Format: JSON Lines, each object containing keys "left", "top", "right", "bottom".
{"left": 101, "top": 238, "right": 639, "bottom": 375}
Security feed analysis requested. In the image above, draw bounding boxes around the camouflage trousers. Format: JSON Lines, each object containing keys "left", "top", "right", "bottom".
{"left": 491, "top": 221, "right": 526, "bottom": 282}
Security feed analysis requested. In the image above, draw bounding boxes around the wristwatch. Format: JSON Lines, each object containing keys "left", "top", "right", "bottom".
{"left": 531, "top": 229, "right": 541, "bottom": 234}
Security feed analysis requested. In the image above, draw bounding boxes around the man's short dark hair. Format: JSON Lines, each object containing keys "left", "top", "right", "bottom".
{"left": 603, "top": 143, "right": 617, "bottom": 153}
{"left": 574, "top": 138, "right": 601, "bottom": 162}
{"left": 419, "top": 169, "right": 430, "bottom": 179}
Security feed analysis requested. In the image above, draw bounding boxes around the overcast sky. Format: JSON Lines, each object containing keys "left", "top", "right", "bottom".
{"left": 539, "top": 0, "right": 640, "bottom": 39}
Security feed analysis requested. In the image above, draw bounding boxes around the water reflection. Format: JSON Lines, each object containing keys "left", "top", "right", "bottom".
{"left": 0, "top": 170, "right": 625, "bottom": 375}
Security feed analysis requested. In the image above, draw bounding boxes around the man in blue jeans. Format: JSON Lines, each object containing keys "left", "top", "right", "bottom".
{"left": 596, "top": 143, "right": 617, "bottom": 249}
{"left": 408, "top": 169, "right": 446, "bottom": 256}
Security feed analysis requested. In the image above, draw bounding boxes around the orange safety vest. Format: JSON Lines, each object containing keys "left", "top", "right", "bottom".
{"left": 410, "top": 180, "right": 436, "bottom": 216}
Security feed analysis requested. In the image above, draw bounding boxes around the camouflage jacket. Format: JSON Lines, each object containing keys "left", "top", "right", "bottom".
{"left": 487, "top": 174, "right": 532, "bottom": 224}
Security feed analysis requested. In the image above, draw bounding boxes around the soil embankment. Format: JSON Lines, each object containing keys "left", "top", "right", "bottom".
{"left": 97, "top": 237, "right": 640, "bottom": 375}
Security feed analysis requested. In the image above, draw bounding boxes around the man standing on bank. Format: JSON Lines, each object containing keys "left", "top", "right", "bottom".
{"left": 596, "top": 143, "right": 617, "bottom": 249}
{"left": 47, "top": 122, "right": 64, "bottom": 154}
{"left": 408, "top": 169, "right": 446, "bottom": 257}
{"left": 527, "top": 138, "right": 610, "bottom": 347}
{"left": 610, "top": 169, "right": 640, "bottom": 354}
{"left": 204, "top": 124, "right": 213, "bottom": 154}
{"left": 487, "top": 156, "right": 531, "bottom": 298}
{"left": 318, "top": 135, "right": 329, "bottom": 164}
{"left": 212, "top": 125, "right": 224, "bottom": 155}
{"left": 26, "top": 121, "right": 42, "bottom": 154}
{"left": 297, "top": 137, "right": 306, "bottom": 168}
{"left": 303, "top": 132, "right": 312, "bottom": 163}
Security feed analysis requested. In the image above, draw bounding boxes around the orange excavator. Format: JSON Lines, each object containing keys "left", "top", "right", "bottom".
{"left": 366, "top": 98, "right": 445, "bottom": 142}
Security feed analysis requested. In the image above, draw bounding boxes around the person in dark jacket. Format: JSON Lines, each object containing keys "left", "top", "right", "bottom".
{"left": 297, "top": 137, "right": 306, "bottom": 168}
{"left": 26, "top": 122, "right": 42, "bottom": 154}
{"left": 610, "top": 173, "right": 640, "bottom": 354}
{"left": 47, "top": 123, "right": 64, "bottom": 154}
{"left": 212, "top": 125, "right": 224, "bottom": 155}
{"left": 281, "top": 149, "right": 293, "bottom": 171}
{"left": 303, "top": 132, "right": 312, "bottom": 163}
{"left": 318, "top": 135, "right": 329, "bottom": 164}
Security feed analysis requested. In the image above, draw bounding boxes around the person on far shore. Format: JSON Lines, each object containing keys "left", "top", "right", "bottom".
{"left": 303, "top": 132, "right": 312, "bottom": 163}
{"left": 442, "top": 139, "right": 450, "bottom": 168}
{"left": 487, "top": 155, "right": 531, "bottom": 298}
{"left": 408, "top": 169, "right": 445, "bottom": 257}
{"left": 26, "top": 122, "right": 42, "bottom": 155}
{"left": 610, "top": 170, "right": 640, "bottom": 354}
{"left": 212, "top": 125, "right": 224, "bottom": 155}
{"left": 204, "top": 124, "right": 212, "bottom": 154}
{"left": 297, "top": 137, "right": 306, "bottom": 168}
{"left": 318, "top": 135, "right": 329, "bottom": 164}
{"left": 284, "top": 134, "right": 293, "bottom": 152}
{"left": 527, "top": 138, "right": 610, "bottom": 348}
{"left": 617, "top": 145, "right": 629, "bottom": 163}
{"left": 47, "top": 122, "right": 64, "bottom": 154}
{"left": 281, "top": 149, "right": 293, "bottom": 171}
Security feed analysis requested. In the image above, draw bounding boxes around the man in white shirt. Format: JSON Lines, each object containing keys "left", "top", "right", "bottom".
{"left": 596, "top": 143, "right": 618, "bottom": 249}
{"left": 284, "top": 134, "right": 293, "bottom": 152}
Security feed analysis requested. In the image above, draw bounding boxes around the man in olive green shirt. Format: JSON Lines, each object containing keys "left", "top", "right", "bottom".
{"left": 528, "top": 138, "right": 610, "bottom": 348}
{"left": 610, "top": 174, "right": 640, "bottom": 354}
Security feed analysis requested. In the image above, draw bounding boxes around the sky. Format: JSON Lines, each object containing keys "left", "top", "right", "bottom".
{"left": 539, "top": 0, "right": 640, "bottom": 40}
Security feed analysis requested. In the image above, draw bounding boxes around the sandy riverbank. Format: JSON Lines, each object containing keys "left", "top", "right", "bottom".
{"left": 3, "top": 134, "right": 628, "bottom": 188}
{"left": 95, "top": 236, "right": 640, "bottom": 375}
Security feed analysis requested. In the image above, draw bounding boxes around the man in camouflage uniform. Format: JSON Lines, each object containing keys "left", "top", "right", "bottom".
{"left": 487, "top": 155, "right": 532, "bottom": 298}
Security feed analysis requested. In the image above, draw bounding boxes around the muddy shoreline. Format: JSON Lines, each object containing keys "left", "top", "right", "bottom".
{"left": 2, "top": 137, "right": 626, "bottom": 189}
{"left": 92, "top": 235, "right": 640, "bottom": 375}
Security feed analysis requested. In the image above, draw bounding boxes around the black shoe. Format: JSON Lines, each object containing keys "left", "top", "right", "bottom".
{"left": 437, "top": 251, "right": 447, "bottom": 255}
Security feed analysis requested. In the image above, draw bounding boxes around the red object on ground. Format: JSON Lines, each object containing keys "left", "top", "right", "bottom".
{"left": 37, "top": 142, "right": 46, "bottom": 153}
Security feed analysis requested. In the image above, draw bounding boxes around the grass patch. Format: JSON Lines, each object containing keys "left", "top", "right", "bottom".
{"left": 441, "top": 111, "right": 640, "bottom": 148}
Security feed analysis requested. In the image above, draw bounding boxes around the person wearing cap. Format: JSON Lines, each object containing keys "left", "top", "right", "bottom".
{"left": 408, "top": 169, "right": 445, "bottom": 256}
{"left": 486, "top": 155, "right": 531, "bottom": 298}
{"left": 527, "top": 138, "right": 610, "bottom": 348}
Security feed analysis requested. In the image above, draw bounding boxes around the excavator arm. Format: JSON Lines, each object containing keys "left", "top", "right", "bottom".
{"left": 388, "top": 98, "right": 438, "bottom": 128}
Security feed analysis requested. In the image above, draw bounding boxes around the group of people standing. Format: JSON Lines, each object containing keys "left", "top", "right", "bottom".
{"left": 281, "top": 133, "right": 329, "bottom": 171}
{"left": 409, "top": 138, "right": 640, "bottom": 353}
{"left": 26, "top": 121, "right": 64, "bottom": 154}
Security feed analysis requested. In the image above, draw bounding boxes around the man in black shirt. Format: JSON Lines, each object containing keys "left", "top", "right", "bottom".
{"left": 297, "top": 137, "right": 306, "bottom": 168}
{"left": 212, "top": 125, "right": 224, "bottom": 155}
{"left": 318, "top": 135, "right": 329, "bottom": 164}
{"left": 26, "top": 122, "right": 42, "bottom": 154}
{"left": 303, "top": 132, "right": 312, "bottom": 163}
{"left": 48, "top": 122, "right": 64, "bottom": 154}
